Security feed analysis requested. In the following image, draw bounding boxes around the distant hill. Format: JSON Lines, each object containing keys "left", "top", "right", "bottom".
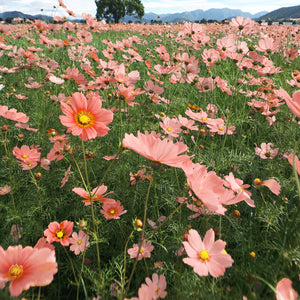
{"left": 0, "top": 11, "right": 53, "bottom": 22}
{"left": 0, "top": 8, "right": 267, "bottom": 24}
{"left": 257, "top": 5, "right": 300, "bottom": 20}
{"left": 123, "top": 8, "right": 268, "bottom": 23}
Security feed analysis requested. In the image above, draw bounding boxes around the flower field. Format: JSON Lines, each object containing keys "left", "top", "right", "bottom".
{"left": 0, "top": 7, "right": 299, "bottom": 300}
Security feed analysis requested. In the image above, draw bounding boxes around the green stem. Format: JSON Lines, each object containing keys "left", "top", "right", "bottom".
{"left": 122, "top": 229, "right": 134, "bottom": 296}
{"left": 63, "top": 246, "right": 79, "bottom": 286}
{"left": 125, "top": 178, "right": 153, "bottom": 296}
{"left": 69, "top": 152, "right": 88, "bottom": 191}
{"left": 1, "top": 131, "right": 17, "bottom": 215}
{"left": 29, "top": 170, "right": 44, "bottom": 232}
{"left": 80, "top": 139, "right": 103, "bottom": 294}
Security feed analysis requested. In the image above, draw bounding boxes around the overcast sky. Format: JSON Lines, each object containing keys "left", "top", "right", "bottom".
{"left": 0, "top": 0, "right": 298, "bottom": 18}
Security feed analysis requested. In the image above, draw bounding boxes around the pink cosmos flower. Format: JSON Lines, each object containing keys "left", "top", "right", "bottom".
{"left": 138, "top": 273, "right": 167, "bottom": 299}
{"left": 183, "top": 229, "right": 233, "bottom": 278}
{"left": 254, "top": 178, "right": 281, "bottom": 195}
{"left": 69, "top": 230, "right": 90, "bottom": 255}
{"left": 0, "top": 185, "right": 11, "bottom": 195}
{"left": 61, "top": 165, "right": 73, "bottom": 188}
{"left": 184, "top": 163, "right": 228, "bottom": 214}
{"left": 256, "top": 37, "right": 280, "bottom": 54}
{"left": 255, "top": 142, "right": 279, "bottom": 159}
{"left": 44, "top": 220, "right": 74, "bottom": 246}
{"left": 10, "top": 224, "right": 23, "bottom": 243}
{"left": 223, "top": 172, "right": 255, "bottom": 207}
{"left": 160, "top": 116, "right": 182, "bottom": 138}
{"left": 0, "top": 245, "right": 57, "bottom": 297}
{"left": 100, "top": 200, "right": 127, "bottom": 220}
{"left": 201, "top": 49, "right": 221, "bottom": 67}
{"left": 0, "top": 105, "right": 29, "bottom": 123}
{"left": 34, "top": 238, "right": 55, "bottom": 251}
{"left": 59, "top": 92, "right": 113, "bottom": 141}
{"left": 285, "top": 153, "right": 300, "bottom": 175}
{"left": 276, "top": 278, "right": 298, "bottom": 300}
{"left": 230, "top": 16, "right": 255, "bottom": 31}
{"left": 122, "top": 131, "right": 192, "bottom": 168}
{"left": 128, "top": 239, "right": 154, "bottom": 261}
{"left": 48, "top": 74, "right": 64, "bottom": 84}
{"left": 73, "top": 185, "right": 115, "bottom": 206}
{"left": 277, "top": 88, "right": 300, "bottom": 118}
{"left": 13, "top": 145, "right": 41, "bottom": 170}
{"left": 15, "top": 123, "right": 38, "bottom": 132}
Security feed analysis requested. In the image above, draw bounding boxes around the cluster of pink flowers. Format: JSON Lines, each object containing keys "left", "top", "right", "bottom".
{"left": 73, "top": 184, "right": 127, "bottom": 219}
{"left": 43, "top": 220, "right": 90, "bottom": 255}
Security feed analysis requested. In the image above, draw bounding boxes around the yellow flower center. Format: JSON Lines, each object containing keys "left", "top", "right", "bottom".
{"left": 9, "top": 264, "right": 23, "bottom": 279}
{"left": 22, "top": 154, "right": 28, "bottom": 159}
{"left": 75, "top": 111, "right": 94, "bottom": 128}
{"left": 55, "top": 230, "right": 65, "bottom": 239}
{"left": 219, "top": 126, "right": 224, "bottom": 131}
{"left": 77, "top": 239, "right": 82, "bottom": 245}
{"left": 79, "top": 114, "right": 90, "bottom": 125}
{"left": 167, "top": 127, "right": 172, "bottom": 132}
{"left": 199, "top": 250, "right": 210, "bottom": 262}
{"left": 254, "top": 178, "right": 261, "bottom": 185}
{"left": 139, "top": 248, "right": 144, "bottom": 254}
{"left": 109, "top": 209, "right": 117, "bottom": 216}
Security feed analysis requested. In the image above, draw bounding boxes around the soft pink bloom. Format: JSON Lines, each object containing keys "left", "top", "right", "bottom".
{"left": 224, "top": 172, "right": 255, "bottom": 207}
{"left": 103, "top": 153, "right": 120, "bottom": 161}
{"left": 254, "top": 178, "right": 281, "bottom": 195}
{"left": 201, "top": 49, "right": 221, "bottom": 67}
{"left": 0, "top": 105, "right": 29, "bottom": 123}
{"left": 10, "top": 224, "right": 22, "bottom": 243}
{"left": 138, "top": 273, "right": 167, "bottom": 299}
{"left": 34, "top": 238, "right": 55, "bottom": 251}
{"left": 59, "top": 92, "right": 113, "bottom": 141}
{"left": 122, "top": 131, "right": 192, "bottom": 168}
{"left": 13, "top": 145, "right": 41, "bottom": 170}
{"left": 277, "top": 88, "right": 300, "bottom": 118}
{"left": 15, "top": 123, "right": 38, "bottom": 132}
{"left": 0, "top": 185, "right": 11, "bottom": 195}
{"left": 160, "top": 116, "right": 182, "bottom": 138}
{"left": 61, "top": 165, "right": 73, "bottom": 188}
{"left": 184, "top": 163, "right": 228, "bottom": 214}
{"left": 48, "top": 74, "right": 64, "bottom": 84}
{"left": 284, "top": 153, "right": 300, "bottom": 175}
{"left": 183, "top": 229, "right": 233, "bottom": 278}
{"left": 44, "top": 220, "right": 74, "bottom": 246}
{"left": 229, "top": 16, "right": 255, "bottom": 31}
{"left": 178, "top": 114, "right": 198, "bottom": 131}
{"left": 73, "top": 185, "right": 115, "bottom": 206}
{"left": 69, "top": 230, "right": 90, "bottom": 255}
{"left": 0, "top": 245, "right": 57, "bottom": 297}
{"left": 14, "top": 94, "right": 28, "bottom": 100}
{"left": 256, "top": 37, "right": 280, "bottom": 54}
{"left": 276, "top": 278, "right": 298, "bottom": 300}
{"left": 128, "top": 239, "right": 154, "bottom": 261}
{"left": 58, "top": 0, "right": 67, "bottom": 9}
{"left": 255, "top": 142, "right": 279, "bottom": 159}
{"left": 100, "top": 200, "right": 127, "bottom": 220}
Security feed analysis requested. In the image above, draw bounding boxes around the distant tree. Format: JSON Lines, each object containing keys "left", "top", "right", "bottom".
{"left": 0, "top": 18, "right": 3, "bottom": 22}
{"left": 95, "top": 0, "right": 144, "bottom": 23}
{"left": 5, "top": 17, "right": 13, "bottom": 24}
